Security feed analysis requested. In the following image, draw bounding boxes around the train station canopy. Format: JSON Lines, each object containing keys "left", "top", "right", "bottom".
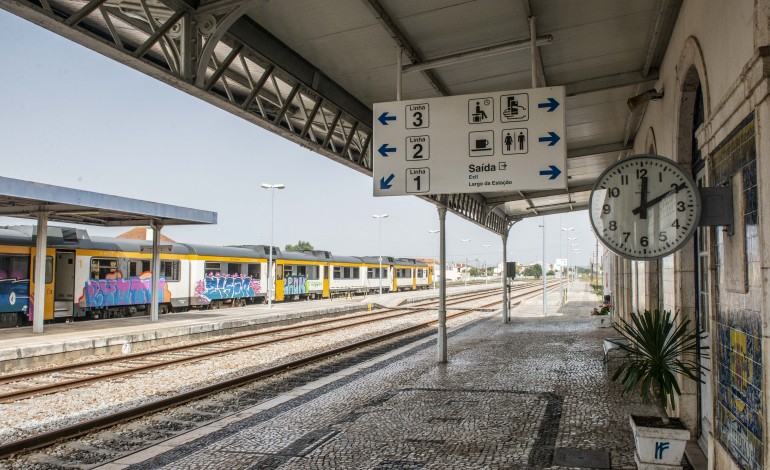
{"left": 0, "top": 177, "right": 217, "bottom": 226}
{"left": 2, "top": 0, "right": 680, "bottom": 234}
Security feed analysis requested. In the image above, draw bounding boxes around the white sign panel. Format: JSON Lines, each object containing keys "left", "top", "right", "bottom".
{"left": 373, "top": 87, "right": 566, "bottom": 196}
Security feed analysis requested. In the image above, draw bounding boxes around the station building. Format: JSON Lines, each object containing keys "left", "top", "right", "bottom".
{"left": 602, "top": 2, "right": 769, "bottom": 469}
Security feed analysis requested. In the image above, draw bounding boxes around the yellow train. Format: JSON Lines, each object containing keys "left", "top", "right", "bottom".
{"left": 0, "top": 225, "right": 433, "bottom": 327}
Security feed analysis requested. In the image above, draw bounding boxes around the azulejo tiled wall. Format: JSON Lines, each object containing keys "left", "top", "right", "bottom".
{"left": 713, "top": 115, "right": 763, "bottom": 470}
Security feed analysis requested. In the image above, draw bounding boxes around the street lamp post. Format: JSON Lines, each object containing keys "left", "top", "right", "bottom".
{"left": 461, "top": 239, "right": 470, "bottom": 286}
{"left": 571, "top": 246, "right": 580, "bottom": 283}
{"left": 567, "top": 237, "right": 577, "bottom": 283}
{"left": 429, "top": 229, "right": 439, "bottom": 289}
{"left": 570, "top": 242, "right": 579, "bottom": 283}
{"left": 559, "top": 228, "right": 573, "bottom": 303}
{"left": 482, "top": 244, "right": 491, "bottom": 284}
{"left": 539, "top": 218, "right": 546, "bottom": 316}
{"left": 261, "top": 183, "right": 285, "bottom": 308}
{"left": 373, "top": 214, "right": 389, "bottom": 295}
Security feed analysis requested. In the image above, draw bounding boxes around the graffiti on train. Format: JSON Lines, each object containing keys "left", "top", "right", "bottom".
{"left": 0, "top": 278, "right": 29, "bottom": 313}
{"left": 196, "top": 273, "right": 261, "bottom": 303}
{"left": 283, "top": 276, "right": 323, "bottom": 295}
{"left": 81, "top": 275, "right": 168, "bottom": 308}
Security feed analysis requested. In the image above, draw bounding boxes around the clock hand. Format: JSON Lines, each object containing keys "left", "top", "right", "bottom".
{"left": 638, "top": 176, "right": 648, "bottom": 219}
{"left": 632, "top": 182, "right": 687, "bottom": 215}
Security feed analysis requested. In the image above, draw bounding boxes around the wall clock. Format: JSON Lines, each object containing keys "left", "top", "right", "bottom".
{"left": 589, "top": 154, "right": 701, "bottom": 260}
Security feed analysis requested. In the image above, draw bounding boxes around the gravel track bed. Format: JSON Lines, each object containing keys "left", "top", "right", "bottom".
{"left": 0, "top": 296, "right": 496, "bottom": 446}
{"left": 0, "top": 309, "right": 491, "bottom": 469}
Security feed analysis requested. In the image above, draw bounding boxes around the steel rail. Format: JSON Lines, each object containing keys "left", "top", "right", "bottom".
{"left": 0, "top": 286, "right": 520, "bottom": 385}
{"left": 0, "top": 284, "right": 558, "bottom": 458}
{"left": 0, "top": 285, "right": 546, "bottom": 401}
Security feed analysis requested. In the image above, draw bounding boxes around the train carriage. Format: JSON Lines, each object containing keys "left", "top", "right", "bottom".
{"left": 0, "top": 228, "right": 34, "bottom": 327}
{"left": 358, "top": 256, "right": 393, "bottom": 294}
{"left": 328, "top": 254, "right": 367, "bottom": 295}
{"left": 275, "top": 250, "right": 328, "bottom": 301}
{"left": 183, "top": 244, "right": 267, "bottom": 309}
{"left": 74, "top": 236, "right": 194, "bottom": 318}
{"left": 0, "top": 224, "right": 438, "bottom": 328}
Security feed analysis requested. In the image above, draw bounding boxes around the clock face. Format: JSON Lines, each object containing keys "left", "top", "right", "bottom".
{"left": 589, "top": 154, "right": 701, "bottom": 260}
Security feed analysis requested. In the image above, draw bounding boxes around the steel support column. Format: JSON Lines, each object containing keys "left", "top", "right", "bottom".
{"left": 150, "top": 221, "right": 163, "bottom": 321}
{"left": 437, "top": 205, "right": 447, "bottom": 363}
{"left": 32, "top": 212, "right": 49, "bottom": 334}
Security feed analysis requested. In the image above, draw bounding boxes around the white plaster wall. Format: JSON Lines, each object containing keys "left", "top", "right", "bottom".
{"left": 625, "top": 2, "right": 761, "bottom": 468}
{"left": 633, "top": 0, "right": 754, "bottom": 160}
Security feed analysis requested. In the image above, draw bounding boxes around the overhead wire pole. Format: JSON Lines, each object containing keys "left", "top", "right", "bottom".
{"left": 373, "top": 214, "right": 389, "bottom": 295}
{"left": 262, "top": 183, "right": 285, "bottom": 308}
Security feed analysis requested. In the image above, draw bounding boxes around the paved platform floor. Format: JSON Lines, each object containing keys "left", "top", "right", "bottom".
{"left": 95, "top": 282, "right": 670, "bottom": 470}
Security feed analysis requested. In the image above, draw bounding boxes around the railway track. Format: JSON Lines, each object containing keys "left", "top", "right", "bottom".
{"left": 0, "top": 285, "right": 524, "bottom": 401}
{"left": 0, "top": 282, "right": 559, "bottom": 461}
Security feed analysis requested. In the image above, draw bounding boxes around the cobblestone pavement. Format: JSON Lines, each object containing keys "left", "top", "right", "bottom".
{"left": 123, "top": 285, "right": 660, "bottom": 470}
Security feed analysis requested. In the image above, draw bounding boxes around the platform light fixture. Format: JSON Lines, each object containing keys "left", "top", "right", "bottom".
{"left": 261, "top": 183, "right": 285, "bottom": 308}
{"left": 373, "top": 214, "right": 389, "bottom": 295}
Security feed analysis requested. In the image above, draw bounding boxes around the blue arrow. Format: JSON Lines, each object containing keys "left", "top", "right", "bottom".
{"left": 378, "top": 112, "right": 397, "bottom": 125}
{"left": 539, "top": 165, "right": 562, "bottom": 180}
{"left": 380, "top": 174, "right": 395, "bottom": 189}
{"left": 538, "top": 131, "right": 561, "bottom": 146}
{"left": 378, "top": 143, "right": 397, "bottom": 157}
{"left": 538, "top": 97, "right": 560, "bottom": 112}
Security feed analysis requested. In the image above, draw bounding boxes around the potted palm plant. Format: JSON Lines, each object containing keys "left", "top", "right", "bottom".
{"left": 608, "top": 309, "right": 707, "bottom": 469}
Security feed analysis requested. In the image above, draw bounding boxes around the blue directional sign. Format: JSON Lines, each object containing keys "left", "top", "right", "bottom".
{"left": 378, "top": 143, "right": 397, "bottom": 157}
{"left": 538, "top": 131, "right": 561, "bottom": 146}
{"left": 539, "top": 165, "right": 562, "bottom": 180}
{"left": 378, "top": 112, "right": 397, "bottom": 125}
{"left": 373, "top": 86, "right": 566, "bottom": 196}
{"left": 537, "top": 97, "right": 560, "bottom": 112}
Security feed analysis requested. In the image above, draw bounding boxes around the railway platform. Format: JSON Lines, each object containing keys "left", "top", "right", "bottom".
{"left": 88, "top": 280, "right": 685, "bottom": 470}
{"left": 0, "top": 283, "right": 501, "bottom": 372}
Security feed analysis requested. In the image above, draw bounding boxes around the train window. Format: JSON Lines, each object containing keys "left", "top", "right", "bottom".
{"left": 275, "top": 265, "right": 283, "bottom": 281}
{"left": 204, "top": 262, "right": 221, "bottom": 275}
{"left": 227, "top": 263, "right": 241, "bottom": 276}
{"left": 128, "top": 260, "right": 151, "bottom": 277}
{"left": 307, "top": 266, "right": 319, "bottom": 279}
{"left": 284, "top": 265, "right": 294, "bottom": 277}
{"left": 161, "top": 260, "right": 180, "bottom": 282}
{"left": 323, "top": 266, "right": 328, "bottom": 279}
{"left": 247, "top": 263, "right": 260, "bottom": 278}
{"left": 352, "top": 267, "right": 359, "bottom": 278}
{"left": 367, "top": 268, "right": 375, "bottom": 279}
{"left": 417, "top": 269, "right": 424, "bottom": 278}
{"left": 0, "top": 254, "right": 29, "bottom": 280}
{"left": 89, "top": 258, "right": 118, "bottom": 280}
{"left": 343, "top": 267, "right": 351, "bottom": 278}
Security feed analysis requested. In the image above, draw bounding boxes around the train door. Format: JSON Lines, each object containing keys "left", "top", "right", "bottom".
{"left": 322, "top": 265, "right": 330, "bottom": 298}
{"left": 30, "top": 247, "right": 55, "bottom": 320}
{"left": 392, "top": 267, "right": 397, "bottom": 292}
{"left": 274, "top": 262, "right": 284, "bottom": 302}
{"left": 54, "top": 251, "right": 75, "bottom": 319}
{"left": 412, "top": 269, "right": 416, "bottom": 290}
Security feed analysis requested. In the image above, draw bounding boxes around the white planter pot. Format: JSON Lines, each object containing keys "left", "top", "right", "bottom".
{"left": 594, "top": 315, "right": 611, "bottom": 328}
{"left": 630, "top": 415, "right": 690, "bottom": 469}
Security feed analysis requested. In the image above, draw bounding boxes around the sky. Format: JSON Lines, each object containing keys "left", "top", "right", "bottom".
{"left": 0, "top": 10, "right": 599, "bottom": 269}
